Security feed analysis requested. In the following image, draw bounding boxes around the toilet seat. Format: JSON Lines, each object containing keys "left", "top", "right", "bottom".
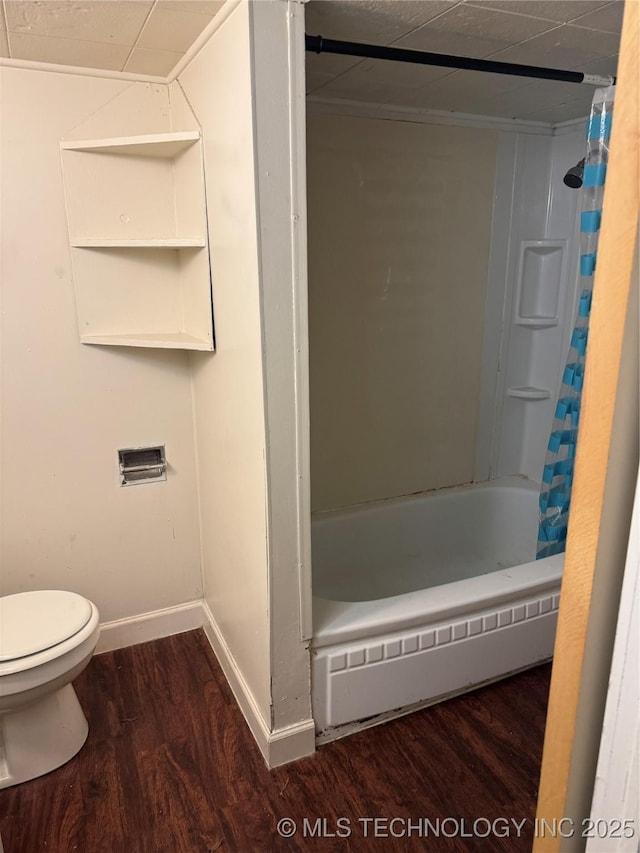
{"left": 0, "top": 590, "right": 100, "bottom": 789}
{"left": 0, "top": 591, "right": 93, "bottom": 663}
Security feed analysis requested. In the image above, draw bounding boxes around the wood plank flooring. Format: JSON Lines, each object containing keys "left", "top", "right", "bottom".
{"left": 0, "top": 631, "right": 551, "bottom": 853}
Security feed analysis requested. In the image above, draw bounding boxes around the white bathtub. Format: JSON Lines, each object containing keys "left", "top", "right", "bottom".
{"left": 311, "top": 478, "right": 563, "bottom": 739}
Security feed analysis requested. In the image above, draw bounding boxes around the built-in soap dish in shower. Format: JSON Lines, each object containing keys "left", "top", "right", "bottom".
{"left": 515, "top": 240, "right": 567, "bottom": 328}
{"left": 507, "top": 386, "right": 551, "bottom": 400}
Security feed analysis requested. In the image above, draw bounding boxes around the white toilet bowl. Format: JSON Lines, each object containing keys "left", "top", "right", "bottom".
{"left": 0, "top": 590, "right": 100, "bottom": 788}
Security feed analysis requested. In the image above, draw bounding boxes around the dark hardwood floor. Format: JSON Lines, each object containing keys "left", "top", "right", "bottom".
{"left": 0, "top": 631, "right": 551, "bottom": 853}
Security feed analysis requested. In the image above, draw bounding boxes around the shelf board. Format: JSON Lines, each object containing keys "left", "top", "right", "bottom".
{"left": 507, "top": 386, "right": 551, "bottom": 400}
{"left": 81, "top": 332, "right": 214, "bottom": 351}
{"left": 61, "top": 131, "right": 200, "bottom": 158}
{"left": 71, "top": 238, "right": 206, "bottom": 248}
{"left": 516, "top": 319, "right": 559, "bottom": 329}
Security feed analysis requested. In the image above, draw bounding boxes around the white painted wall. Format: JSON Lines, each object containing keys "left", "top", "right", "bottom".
{"left": 177, "top": 1, "right": 272, "bottom": 728}
{"left": 249, "top": 0, "right": 314, "bottom": 741}
{"left": 176, "top": 0, "right": 315, "bottom": 764}
{"left": 0, "top": 67, "right": 203, "bottom": 622}
{"left": 587, "top": 475, "right": 639, "bottom": 853}
{"left": 307, "top": 113, "right": 498, "bottom": 512}
{"left": 2, "top": 1, "right": 314, "bottom": 766}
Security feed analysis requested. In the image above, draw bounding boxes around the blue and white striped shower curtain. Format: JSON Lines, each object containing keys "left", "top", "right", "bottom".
{"left": 537, "top": 85, "right": 615, "bottom": 558}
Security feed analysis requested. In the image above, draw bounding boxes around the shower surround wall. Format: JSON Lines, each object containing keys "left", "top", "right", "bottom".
{"left": 307, "top": 103, "right": 586, "bottom": 738}
{"left": 307, "top": 104, "right": 586, "bottom": 513}
{"left": 486, "top": 122, "right": 586, "bottom": 484}
{"left": 307, "top": 114, "right": 498, "bottom": 512}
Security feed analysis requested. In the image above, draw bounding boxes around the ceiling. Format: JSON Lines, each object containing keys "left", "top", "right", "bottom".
{"left": 0, "top": 0, "right": 623, "bottom": 121}
{"left": 305, "top": 0, "right": 623, "bottom": 122}
{"left": 0, "top": 0, "right": 224, "bottom": 76}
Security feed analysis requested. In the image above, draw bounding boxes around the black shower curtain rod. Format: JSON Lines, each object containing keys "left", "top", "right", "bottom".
{"left": 305, "top": 34, "right": 616, "bottom": 87}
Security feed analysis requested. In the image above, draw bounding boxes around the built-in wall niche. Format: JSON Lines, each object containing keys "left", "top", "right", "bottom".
{"left": 60, "top": 88, "right": 214, "bottom": 350}
{"left": 515, "top": 240, "right": 567, "bottom": 329}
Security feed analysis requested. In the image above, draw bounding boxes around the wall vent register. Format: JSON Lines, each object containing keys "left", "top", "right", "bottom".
{"left": 118, "top": 446, "right": 166, "bottom": 486}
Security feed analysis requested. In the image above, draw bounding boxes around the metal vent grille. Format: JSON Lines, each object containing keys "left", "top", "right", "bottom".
{"left": 118, "top": 446, "right": 166, "bottom": 486}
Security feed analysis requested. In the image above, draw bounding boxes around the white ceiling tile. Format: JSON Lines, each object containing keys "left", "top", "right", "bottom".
{"left": 337, "top": 57, "right": 454, "bottom": 88}
{"left": 396, "top": 4, "right": 557, "bottom": 58}
{"left": 487, "top": 23, "right": 621, "bottom": 66}
{"left": 4, "top": 1, "right": 153, "bottom": 45}
{"left": 469, "top": 77, "right": 593, "bottom": 116}
{"left": 573, "top": 53, "right": 618, "bottom": 77}
{"left": 0, "top": 29, "right": 8, "bottom": 55}
{"left": 307, "top": 74, "right": 393, "bottom": 102}
{"left": 155, "top": 0, "right": 224, "bottom": 15}
{"left": 7, "top": 31, "right": 130, "bottom": 69}
{"left": 303, "top": 1, "right": 623, "bottom": 120}
{"left": 309, "top": 72, "right": 442, "bottom": 107}
{"left": 408, "top": 84, "right": 498, "bottom": 113}
{"left": 0, "top": 0, "right": 622, "bottom": 113}
{"left": 306, "top": 70, "right": 340, "bottom": 95}
{"left": 125, "top": 46, "right": 183, "bottom": 76}
{"left": 137, "top": 5, "right": 213, "bottom": 52}
{"left": 306, "top": 49, "right": 362, "bottom": 82}
{"left": 463, "top": 1, "right": 610, "bottom": 23}
{"left": 305, "top": 1, "right": 459, "bottom": 45}
{"left": 306, "top": 50, "right": 369, "bottom": 93}
{"left": 416, "top": 67, "right": 530, "bottom": 103}
{"left": 569, "top": 1, "right": 624, "bottom": 33}
{"left": 519, "top": 98, "right": 593, "bottom": 122}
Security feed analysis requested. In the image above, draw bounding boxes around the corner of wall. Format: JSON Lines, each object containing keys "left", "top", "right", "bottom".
{"left": 249, "top": 0, "right": 314, "bottom": 742}
{"left": 202, "top": 602, "right": 315, "bottom": 766}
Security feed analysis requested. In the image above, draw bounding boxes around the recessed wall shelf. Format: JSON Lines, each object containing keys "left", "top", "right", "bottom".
{"left": 60, "top": 88, "right": 214, "bottom": 351}
{"left": 514, "top": 319, "right": 560, "bottom": 330}
{"left": 71, "top": 238, "right": 207, "bottom": 248}
{"left": 82, "top": 332, "right": 213, "bottom": 350}
{"left": 515, "top": 240, "right": 567, "bottom": 328}
{"left": 507, "top": 386, "right": 551, "bottom": 400}
{"left": 60, "top": 131, "right": 200, "bottom": 157}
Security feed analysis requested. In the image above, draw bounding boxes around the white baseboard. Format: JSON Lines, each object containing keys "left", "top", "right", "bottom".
{"left": 202, "top": 601, "right": 315, "bottom": 768}
{"left": 96, "top": 600, "right": 204, "bottom": 654}
{"left": 267, "top": 717, "right": 316, "bottom": 768}
{"left": 94, "top": 598, "right": 316, "bottom": 766}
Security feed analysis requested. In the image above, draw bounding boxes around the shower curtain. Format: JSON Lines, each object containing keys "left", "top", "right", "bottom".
{"left": 537, "top": 85, "right": 615, "bottom": 559}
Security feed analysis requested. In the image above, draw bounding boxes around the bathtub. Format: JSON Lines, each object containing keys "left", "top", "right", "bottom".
{"left": 311, "top": 478, "right": 563, "bottom": 740}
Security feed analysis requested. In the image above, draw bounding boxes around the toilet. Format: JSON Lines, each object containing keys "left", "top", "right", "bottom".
{"left": 0, "top": 590, "right": 100, "bottom": 788}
